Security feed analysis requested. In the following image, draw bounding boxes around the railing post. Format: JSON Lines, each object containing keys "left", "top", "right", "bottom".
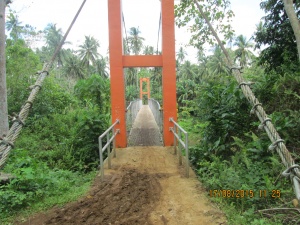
{"left": 169, "top": 118, "right": 189, "bottom": 178}
{"left": 185, "top": 132, "right": 189, "bottom": 178}
{"left": 178, "top": 129, "right": 182, "bottom": 165}
{"left": 107, "top": 133, "right": 111, "bottom": 169}
{"left": 113, "top": 129, "right": 116, "bottom": 158}
{"left": 99, "top": 137, "right": 104, "bottom": 181}
{"left": 160, "top": 108, "right": 163, "bottom": 133}
{"left": 173, "top": 123, "right": 177, "bottom": 155}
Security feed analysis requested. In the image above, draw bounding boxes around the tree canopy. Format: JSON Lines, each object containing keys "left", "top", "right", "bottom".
{"left": 254, "top": 0, "right": 300, "bottom": 73}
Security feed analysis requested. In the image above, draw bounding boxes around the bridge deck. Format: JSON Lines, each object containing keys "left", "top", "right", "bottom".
{"left": 128, "top": 105, "right": 163, "bottom": 146}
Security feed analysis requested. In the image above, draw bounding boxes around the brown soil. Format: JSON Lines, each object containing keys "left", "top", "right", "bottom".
{"left": 15, "top": 147, "right": 227, "bottom": 225}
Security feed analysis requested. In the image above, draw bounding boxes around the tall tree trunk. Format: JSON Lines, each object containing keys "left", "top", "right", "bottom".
{"left": 0, "top": 0, "right": 9, "bottom": 137}
{"left": 283, "top": 0, "right": 300, "bottom": 62}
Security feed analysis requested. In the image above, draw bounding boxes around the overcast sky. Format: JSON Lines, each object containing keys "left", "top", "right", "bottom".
{"left": 7, "top": 0, "right": 265, "bottom": 62}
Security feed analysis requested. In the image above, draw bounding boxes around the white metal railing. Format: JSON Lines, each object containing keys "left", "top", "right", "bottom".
{"left": 148, "top": 98, "right": 163, "bottom": 133}
{"left": 98, "top": 119, "right": 120, "bottom": 180}
{"left": 169, "top": 118, "right": 189, "bottom": 178}
{"left": 126, "top": 99, "right": 142, "bottom": 133}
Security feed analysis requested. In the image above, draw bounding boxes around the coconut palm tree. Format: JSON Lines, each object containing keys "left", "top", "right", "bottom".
{"left": 197, "top": 50, "right": 210, "bottom": 79}
{"left": 94, "top": 56, "right": 109, "bottom": 78}
{"left": 63, "top": 54, "right": 85, "bottom": 79}
{"left": 44, "top": 23, "right": 69, "bottom": 67}
{"left": 125, "top": 68, "right": 136, "bottom": 86}
{"left": 6, "top": 11, "right": 23, "bottom": 40}
{"left": 176, "top": 46, "right": 187, "bottom": 64}
{"left": 208, "top": 45, "right": 229, "bottom": 76}
{"left": 143, "top": 45, "right": 154, "bottom": 55}
{"left": 127, "top": 27, "right": 145, "bottom": 55}
{"left": 123, "top": 38, "right": 130, "bottom": 54}
{"left": 126, "top": 27, "right": 144, "bottom": 89}
{"left": 234, "top": 35, "right": 254, "bottom": 67}
{"left": 150, "top": 67, "right": 162, "bottom": 85}
{"left": 77, "top": 36, "right": 100, "bottom": 75}
{"left": 178, "top": 60, "right": 197, "bottom": 81}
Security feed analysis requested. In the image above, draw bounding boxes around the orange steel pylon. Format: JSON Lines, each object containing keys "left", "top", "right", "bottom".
{"left": 140, "top": 78, "right": 150, "bottom": 100}
{"left": 108, "top": 0, "right": 177, "bottom": 147}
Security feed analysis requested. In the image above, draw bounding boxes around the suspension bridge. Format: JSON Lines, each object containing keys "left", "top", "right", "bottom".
{"left": 0, "top": 0, "right": 300, "bottom": 223}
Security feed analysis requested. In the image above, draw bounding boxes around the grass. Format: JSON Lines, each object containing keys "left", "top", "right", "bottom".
{"left": 0, "top": 169, "right": 96, "bottom": 225}
{"left": 178, "top": 116, "right": 208, "bottom": 146}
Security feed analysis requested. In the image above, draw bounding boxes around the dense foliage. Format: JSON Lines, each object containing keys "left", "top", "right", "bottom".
{"left": 175, "top": 1, "right": 300, "bottom": 224}
{"left": 175, "top": 0, "right": 235, "bottom": 50}
{"left": 255, "top": 0, "right": 300, "bottom": 73}
{"left": 1, "top": 14, "right": 111, "bottom": 223}
{"left": 176, "top": 61, "right": 300, "bottom": 224}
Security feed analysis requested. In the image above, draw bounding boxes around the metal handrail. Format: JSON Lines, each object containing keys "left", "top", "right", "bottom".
{"left": 148, "top": 98, "right": 163, "bottom": 133}
{"left": 169, "top": 117, "right": 189, "bottom": 178}
{"left": 98, "top": 119, "right": 120, "bottom": 180}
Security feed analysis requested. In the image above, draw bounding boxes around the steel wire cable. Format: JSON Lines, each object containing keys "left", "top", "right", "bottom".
{"left": 156, "top": 11, "right": 161, "bottom": 54}
{"left": 122, "top": 12, "right": 130, "bottom": 54}
{"left": 0, "top": 0, "right": 88, "bottom": 168}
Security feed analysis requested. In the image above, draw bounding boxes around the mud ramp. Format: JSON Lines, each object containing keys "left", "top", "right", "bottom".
{"left": 18, "top": 147, "right": 226, "bottom": 225}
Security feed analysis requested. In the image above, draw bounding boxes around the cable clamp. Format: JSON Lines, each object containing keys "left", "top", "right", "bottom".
{"left": 0, "top": 137, "right": 14, "bottom": 148}
{"left": 25, "top": 101, "right": 33, "bottom": 108}
{"left": 268, "top": 139, "right": 284, "bottom": 151}
{"left": 258, "top": 118, "right": 271, "bottom": 130}
{"left": 230, "top": 66, "right": 243, "bottom": 72}
{"left": 9, "top": 113, "right": 25, "bottom": 126}
{"left": 250, "top": 103, "right": 262, "bottom": 115}
{"left": 238, "top": 82, "right": 255, "bottom": 89}
{"left": 37, "top": 70, "right": 49, "bottom": 76}
{"left": 282, "top": 164, "right": 300, "bottom": 177}
{"left": 29, "top": 84, "right": 42, "bottom": 90}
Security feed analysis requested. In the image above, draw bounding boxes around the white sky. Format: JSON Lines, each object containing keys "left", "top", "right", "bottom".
{"left": 7, "top": 0, "right": 265, "bottom": 62}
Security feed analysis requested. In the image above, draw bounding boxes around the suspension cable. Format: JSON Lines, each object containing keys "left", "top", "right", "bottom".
{"left": 49, "top": 0, "right": 87, "bottom": 67}
{"left": 122, "top": 11, "right": 130, "bottom": 54}
{"left": 156, "top": 11, "right": 161, "bottom": 55}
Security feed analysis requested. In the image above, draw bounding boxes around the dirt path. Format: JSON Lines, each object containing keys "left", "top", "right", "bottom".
{"left": 16, "top": 147, "right": 227, "bottom": 225}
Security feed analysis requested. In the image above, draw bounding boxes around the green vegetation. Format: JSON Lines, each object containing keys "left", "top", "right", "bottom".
{"left": 1, "top": 13, "right": 111, "bottom": 223}
{"left": 175, "top": 1, "right": 300, "bottom": 224}
{"left": 177, "top": 66, "right": 300, "bottom": 224}
{"left": 1, "top": 1, "right": 300, "bottom": 224}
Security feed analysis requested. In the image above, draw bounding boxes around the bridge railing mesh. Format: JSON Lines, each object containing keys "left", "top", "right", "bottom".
{"left": 126, "top": 99, "right": 142, "bottom": 134}
{"left": 148, "top": 98, "right": 163, "bottom": 133}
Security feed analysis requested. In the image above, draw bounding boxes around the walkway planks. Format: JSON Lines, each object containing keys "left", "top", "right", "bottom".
{"left": 127, "top": 105, "right": 163, "bottom": 146}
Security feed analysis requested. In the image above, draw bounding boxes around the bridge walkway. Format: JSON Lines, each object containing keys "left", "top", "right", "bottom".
{"left": 127, "top": 105, "right": 163, "bottom": 146}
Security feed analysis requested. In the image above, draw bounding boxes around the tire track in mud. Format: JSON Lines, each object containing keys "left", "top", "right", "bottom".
{"left": 18, "top": 168, "right": 162, "bottom": 225}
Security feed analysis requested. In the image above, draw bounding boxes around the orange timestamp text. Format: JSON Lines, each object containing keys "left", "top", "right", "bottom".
{"left": 209, "top": 189, "right": 281, "bottom": 198}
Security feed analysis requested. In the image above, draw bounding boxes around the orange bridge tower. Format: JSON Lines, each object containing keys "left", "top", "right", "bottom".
{"left": 108, "top": 0, "right": 177, "bottom": 147}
